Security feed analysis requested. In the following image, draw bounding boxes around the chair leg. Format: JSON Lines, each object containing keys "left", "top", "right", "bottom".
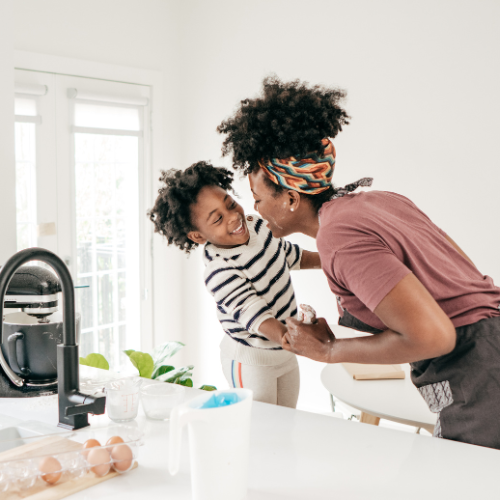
{"left": 330, "top": 394, "right": 336, "bottom": 412}
{"left": 359, "top": 412, "right": 380, "bottom": 426}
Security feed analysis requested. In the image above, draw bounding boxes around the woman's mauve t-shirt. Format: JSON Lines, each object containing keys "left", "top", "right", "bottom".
{"left": 316, "top": 190, "right": 500, "bottom": 330}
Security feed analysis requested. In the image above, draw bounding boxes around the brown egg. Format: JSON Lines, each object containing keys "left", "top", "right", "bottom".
{"left": 106, "top": 435, "right": 124, "bottom": 446}
{"left": 111, "top": 443, "right": 134, "bottom": 472}
{"left": 83, "top": 438, "right": 101, "bottom": 448}
{"left": 87, "top": 447, "right": 111, "bottom": 477}
{"left": 82, "top": 438, "right": 101, "bottom": 458}
{"left": 39, "top": 456, "right": 62, "bottom": 484}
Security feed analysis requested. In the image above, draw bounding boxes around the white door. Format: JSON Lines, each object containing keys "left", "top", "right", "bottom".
{"left": 14, "top": 70, "right": 153, "bottom": 370}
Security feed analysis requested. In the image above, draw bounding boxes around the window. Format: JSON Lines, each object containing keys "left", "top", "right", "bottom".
{"left": 14, "top": 70, "right": 151, "bottom": 371}
{"left": 14, "top": 94, "right": 39, "bottom": 251}
{"left": 72, "top": 100, "right": 143, "bottom": 368}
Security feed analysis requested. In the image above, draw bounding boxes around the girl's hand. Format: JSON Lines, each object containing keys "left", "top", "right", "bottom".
{"left": 282, "top": 317, "right": 336, "bottom": 363}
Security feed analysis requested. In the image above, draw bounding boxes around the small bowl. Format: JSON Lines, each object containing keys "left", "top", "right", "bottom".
{"left": 140, "top": 383, "right": 185, "bottom": 420}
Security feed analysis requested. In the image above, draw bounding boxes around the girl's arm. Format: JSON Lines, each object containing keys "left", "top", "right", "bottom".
{"left": 258, "top": 318, "right": 288, "bottom": 344}
{"left": 299, "top": 250, "right": 321, "bottom": 270}
{"left": 283, "top": 273, "right": 456, "bottom": 364}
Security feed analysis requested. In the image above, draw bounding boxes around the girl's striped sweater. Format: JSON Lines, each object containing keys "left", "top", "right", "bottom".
{"left": 203, "top": 214, "right": 302, "bottom": 365}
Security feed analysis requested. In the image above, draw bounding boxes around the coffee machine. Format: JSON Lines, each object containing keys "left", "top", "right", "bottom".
{"left": 0, "top": 248, "right": 105, "bottom": 430}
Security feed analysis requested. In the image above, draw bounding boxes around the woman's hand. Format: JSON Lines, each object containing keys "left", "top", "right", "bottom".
{"left": 282, "top": 317, "right": 336, "bottom": 362}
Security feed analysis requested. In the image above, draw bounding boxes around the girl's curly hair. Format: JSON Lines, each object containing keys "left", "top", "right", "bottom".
{"left": 148, "top": 161, "right": 234, "bottom": 253}
{"left": 217, "top": 76, "right": 350, "bottom": 175}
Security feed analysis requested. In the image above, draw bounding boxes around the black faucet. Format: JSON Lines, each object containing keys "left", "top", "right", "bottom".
{"left": 0, "top": 248, "right": 106, "bottom": 430}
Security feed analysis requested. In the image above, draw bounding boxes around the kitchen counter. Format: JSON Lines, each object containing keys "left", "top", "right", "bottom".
{"left": 1, "top": 380, "right": 500, "bottom": 499}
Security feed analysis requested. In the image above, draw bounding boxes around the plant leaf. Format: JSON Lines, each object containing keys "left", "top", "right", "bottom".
{"left": 156, "top": 365, "right": 194, "bottom": 383}
{"left": 123, "top": 349, "right": 136, "bottom": 357}
{"left": 79, "top": 353, "right": 109, "bottom": 370}
{"left": 151, "top": 341, "right": 185, "bottom": 370}
{"left": 127, "top": 351, "right": 154, "bottom": 379}
{"left": 177, "top": 378, "right": 193, "bottom": 387}
{"left": 152, "top": 365, "right": 175, "bottom": 379}
{"left": 199, "top": 385, "right": 217, "bottom": 391}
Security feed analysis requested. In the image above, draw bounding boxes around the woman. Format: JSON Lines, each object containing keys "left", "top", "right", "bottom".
{"left": 217, "top": 76, "right": 500, "bottom": 449}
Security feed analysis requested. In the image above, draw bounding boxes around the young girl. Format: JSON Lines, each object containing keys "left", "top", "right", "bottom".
{"left": 149, "top": 161, "right": 321, "bottom": 407}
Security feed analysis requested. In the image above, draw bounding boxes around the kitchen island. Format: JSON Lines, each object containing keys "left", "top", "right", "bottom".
{"left": 1, "top": 381, "right": 499, "bottom": 499}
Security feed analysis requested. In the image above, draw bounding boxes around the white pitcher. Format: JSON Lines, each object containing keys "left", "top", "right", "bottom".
{"left": 169, "top": 389, "right": 253, "bottom": 500}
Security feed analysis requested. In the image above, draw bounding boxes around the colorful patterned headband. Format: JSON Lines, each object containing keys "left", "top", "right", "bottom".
{"left": 258, "top": 139, "right": 335, "bottom": 195}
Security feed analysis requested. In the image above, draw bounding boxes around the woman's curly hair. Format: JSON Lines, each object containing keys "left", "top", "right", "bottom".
{"left": 148, "top": 161, "right": 234, "bottom": 253}
{"left": 217, "top": 76, "right": 350, "bottom": 174}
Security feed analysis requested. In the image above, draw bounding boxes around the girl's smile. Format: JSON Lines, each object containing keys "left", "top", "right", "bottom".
{"left": 187, "top": 185, "right": 249, "bottom": 249}
{"left": 230, "top": 219, "right": 246, "bottom": 235}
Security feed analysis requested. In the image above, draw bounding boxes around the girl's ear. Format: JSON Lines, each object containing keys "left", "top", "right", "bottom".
{"left": 187, "top": 231, "right": 207, "bottom": 245}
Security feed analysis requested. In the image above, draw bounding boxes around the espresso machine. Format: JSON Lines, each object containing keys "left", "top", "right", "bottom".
{"left": 0, "top": 248, "right": 105, "bottom": 430}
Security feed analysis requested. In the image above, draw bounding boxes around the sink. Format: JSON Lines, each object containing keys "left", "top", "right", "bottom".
{"left": 0, "top": 414, "right": 21, "bottom": 429}
{"left": 0, "top": 367, "right": 129, "bottom": 456}
{"left": 0, "top": 418, "right": 65, "bottom": 454}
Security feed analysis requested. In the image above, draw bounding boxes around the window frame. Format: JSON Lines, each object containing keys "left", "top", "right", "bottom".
{"left": 13, "top": 51, "right": 165, "bottom": 354}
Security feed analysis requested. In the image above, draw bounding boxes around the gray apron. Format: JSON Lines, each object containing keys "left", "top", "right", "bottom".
{"left": 339, "top": 309, "right": 500, "bottom": 450}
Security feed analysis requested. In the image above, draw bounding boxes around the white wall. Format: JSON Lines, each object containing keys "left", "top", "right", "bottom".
{"left": 3, "top": 1, "right": 500, "bottom": 397}
{"left": 176, "top": 0, "right": 500, "bottom": 390}
{"left": 0, "top": 0, "right": 17, "bottom": 264}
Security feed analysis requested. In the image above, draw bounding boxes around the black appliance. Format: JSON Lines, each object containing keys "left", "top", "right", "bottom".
{"left": 0, "top": 248, "right": 105, "bottom": 430}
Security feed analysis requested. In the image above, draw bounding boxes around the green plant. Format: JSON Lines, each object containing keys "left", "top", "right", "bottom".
{"left": 79, "top": 353, "right": 109, "bottom": 370}
{"left": 79, "top": 341, "right": 216, "bottom": 391}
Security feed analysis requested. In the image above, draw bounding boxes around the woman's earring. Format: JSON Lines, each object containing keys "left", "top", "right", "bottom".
{"left": 291, "top": 208, "right": 294, "bottom": 212}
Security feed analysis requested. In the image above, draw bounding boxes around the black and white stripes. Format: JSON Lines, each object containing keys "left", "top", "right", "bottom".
{"left": 203, "top": 215, "right": 302, "bottom": 351}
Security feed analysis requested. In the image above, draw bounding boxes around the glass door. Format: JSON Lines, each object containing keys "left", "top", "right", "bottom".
{"left": 57, "top": 77, "right": 151, "bottom": 370}
{"left": 72, "top": 111, "right": 142, "bottom": 368}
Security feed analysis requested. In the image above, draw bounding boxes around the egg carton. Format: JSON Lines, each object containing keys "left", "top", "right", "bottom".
{"left": 0, "top": 423, "right": 143, "bottom": 493}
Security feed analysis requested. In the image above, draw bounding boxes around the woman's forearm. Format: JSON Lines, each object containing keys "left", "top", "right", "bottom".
{"left": 283, "top": 274, "right": 457, "bottom": 364}
{"left": 329, "top": 328, "right": 454, "bottom": 365}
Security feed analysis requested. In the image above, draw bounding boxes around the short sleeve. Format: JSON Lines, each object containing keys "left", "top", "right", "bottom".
{"left": 332, "top": 240, "right": 411, "bottom": 312}
{"left": 282, "top": 239, "right": 302, "bottom": 270}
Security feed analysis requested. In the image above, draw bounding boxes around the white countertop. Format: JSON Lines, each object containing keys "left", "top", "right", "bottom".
{"left": 1, "top": 383, "right": 500, "bottom": 499}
